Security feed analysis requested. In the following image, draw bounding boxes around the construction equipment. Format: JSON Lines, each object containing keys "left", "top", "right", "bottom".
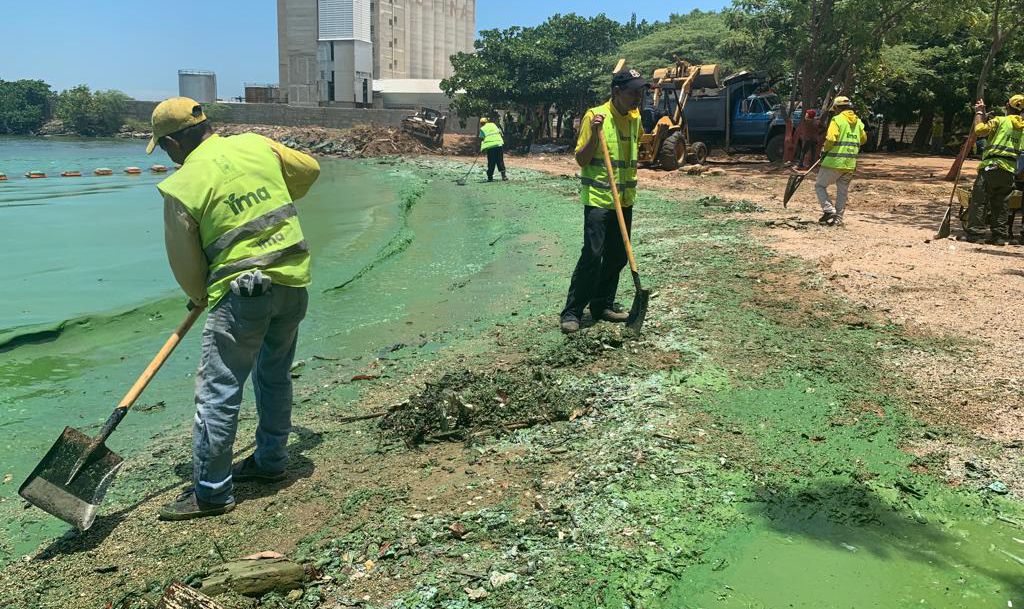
{"left": 401, "top": 107, "right": 447, "bottom": 147}
{"left": 19, "top": 304, "right": 204, "bottom": 531}
{"left": 783, "top": 158, "right": 823, "bottom": 208}
{"left": 597, "top": 128, "right": 650, "bottom": 333}
{"left": 635, "top": 57, "right": 721, "bottom": 170}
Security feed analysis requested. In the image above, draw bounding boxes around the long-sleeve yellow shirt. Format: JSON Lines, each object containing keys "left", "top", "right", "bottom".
{"left": 162, "top": 135, "right": 320, "bottom": 305}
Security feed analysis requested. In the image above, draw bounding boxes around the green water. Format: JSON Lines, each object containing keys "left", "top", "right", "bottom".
{"left": 0, "top": 139, "right": 567, "bottom": 561}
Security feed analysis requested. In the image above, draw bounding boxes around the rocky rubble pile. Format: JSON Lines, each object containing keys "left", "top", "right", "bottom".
{"left": 216, "top": 124, "right": 442, "bottom": 158}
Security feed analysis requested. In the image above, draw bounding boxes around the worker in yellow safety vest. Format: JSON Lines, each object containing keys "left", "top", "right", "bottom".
{"left": 479, "top": 117, "right": 507, "bottom": 181}
{"left": 147, "top": 97, "right": 321, "bottom": 521}
{"left": 814, "top": 96, "right": 867, "bottom": 227}
{"left": 962, "top": 95, "right": 1024, "bottom": 244}
{"left": 560, "top": 67, "right": 647, "bottom": 334}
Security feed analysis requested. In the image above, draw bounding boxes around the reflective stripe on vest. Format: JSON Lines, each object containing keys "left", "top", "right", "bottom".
{"left": 579, "top": 101, "right": 640, "bottom": 209}
{"left": 821, "top": 115, "right": 864, "bottom": 171}
{"left": 208, "top": 240, "right": 310, "bottom": 285}
{"left": 480, "top": 122, "right": 504, "bottom": 151}
{"left": 983, "top": 117, "right": 1023, "bottom": 161}
{"left": 204, "top": 203, "right": 299, "bottom": 261}
{"left": 589, "top": 158, "right": 639, "bottom": 168}
{"left": 157, "top": 133, "right": 311, "bottom": 307}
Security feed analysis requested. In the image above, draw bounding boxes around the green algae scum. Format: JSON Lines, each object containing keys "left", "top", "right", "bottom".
{"left": 2, "top": 138, "right": 1023, "bottom": 608}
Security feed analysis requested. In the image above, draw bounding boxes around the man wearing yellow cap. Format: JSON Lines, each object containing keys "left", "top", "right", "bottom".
{"left": 147, "top": 97, "right": 321, "bottom": 520}
{"left": 962, "top": 95, "right": 1024, "bottom": 244}
{"left": 814, "top": 96, "right": 867, "bottom": 227}
{"left": 479, "top": 117, "right": 507, "bottom": 181}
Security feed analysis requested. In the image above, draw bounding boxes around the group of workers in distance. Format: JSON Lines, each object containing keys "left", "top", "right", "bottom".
{"left": 961, "top": 95, "right": 1024, "bottom": 245}
{"left": 146, "top": 65, "right": 1017, "bottom": 521}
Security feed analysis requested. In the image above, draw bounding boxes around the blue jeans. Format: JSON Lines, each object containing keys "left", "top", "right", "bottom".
{"left": 192, "top": 285, "right": 308, "bottom": 505}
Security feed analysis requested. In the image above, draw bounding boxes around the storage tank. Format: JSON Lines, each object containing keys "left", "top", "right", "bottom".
{"left": 178, "top": 69, "right": 217, "bottom": 103}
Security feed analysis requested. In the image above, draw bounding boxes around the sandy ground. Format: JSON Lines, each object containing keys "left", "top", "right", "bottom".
{"left": 504, "top": 150, "right": 1024, "bottom": 491}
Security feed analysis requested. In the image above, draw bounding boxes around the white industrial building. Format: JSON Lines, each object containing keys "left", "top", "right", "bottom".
{"left": 278, "top": 0, "right": 475, "bottom": 107}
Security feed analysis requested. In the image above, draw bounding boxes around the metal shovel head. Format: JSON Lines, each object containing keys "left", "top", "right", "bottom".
{"left": 625, "top": 287, "right": 651, "bottom": 334}
{"left": 18, "top": 426, "right": 124, "bottom": 531}
{"left": 936, "top": 206, "right": 953, "bottom": 239}
{"left": 783, "top": 173, "right": 805, "bottom": 208}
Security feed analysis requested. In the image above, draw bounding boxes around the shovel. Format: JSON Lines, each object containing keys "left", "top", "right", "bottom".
{"left": 783, "top": 158, "right": 822, "bottom": 208}
{"left": 598, "top": 129, "right": 650, "bottom": 333}
{"left": 19, "top": 303, "right": 204, "bottom": 531}
{"left": 456, "top": 152, "right": 481, "bottom": 186}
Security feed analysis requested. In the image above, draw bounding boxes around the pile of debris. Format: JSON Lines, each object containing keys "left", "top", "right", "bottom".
{"left": 379, "top": 368, "right": 586, "bottom": 446}
{"left": 216, "top": 124, "right": 441, "bottom": 159}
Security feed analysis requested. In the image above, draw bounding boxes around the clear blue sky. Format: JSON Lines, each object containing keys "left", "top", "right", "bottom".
{"left": 0, "top": 1, "right": 728, "bottom": 101}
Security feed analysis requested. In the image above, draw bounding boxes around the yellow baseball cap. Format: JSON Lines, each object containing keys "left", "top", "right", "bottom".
{"left": 146, "top": 97, "right": 208, "bottom": 154}
{"left": 1009, "top": 94, "right": 1024, "bottom": 110}
{"left": 479, "top": 117, "right": 489, "bottom": 124}
{"left": 831, "top": 96, "right": 852, "bottom": 110}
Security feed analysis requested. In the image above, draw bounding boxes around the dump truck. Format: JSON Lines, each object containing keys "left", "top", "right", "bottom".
{"left": 401, "top": 107, "right": 447, "bottom": 147}
{"left": 683, "top": 71, "right": 805, "bottom": 162}
{"left": 636, "top": 58, "right": 722, "bottom": 170}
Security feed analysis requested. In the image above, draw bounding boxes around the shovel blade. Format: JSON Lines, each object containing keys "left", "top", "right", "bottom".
{"left": 783, "top": 174, "right": 804, "bottom": 208}
{"left": 625, "top": 288, "right": 651, "bottom": 334}
{"left": 18, "top": 427, "right": 124, "bottom": 531}
{"left": 936, "top": 206, "right": 952, "bottom": 239}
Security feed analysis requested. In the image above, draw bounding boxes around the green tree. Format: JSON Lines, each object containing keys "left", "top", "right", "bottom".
{"left": 0, "top": 79, "right": 53, "bottom": 134}
{"left": 441, "top": 14, "right": 651, "bottom": 137}
{"left": 56, "top": 85, "right": 132, "bottom": 136}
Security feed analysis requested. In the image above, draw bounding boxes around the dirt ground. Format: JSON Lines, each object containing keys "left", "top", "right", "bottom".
{"left": 504, "top": 150, "right": 1024, "bottom": 492}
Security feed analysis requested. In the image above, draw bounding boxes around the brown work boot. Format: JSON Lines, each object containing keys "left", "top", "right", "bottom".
{"left": 560, "top": 319, "right": 580, "bottom": 334}
{"left": 595, "top": 308, "right": 629, "bottom": 323}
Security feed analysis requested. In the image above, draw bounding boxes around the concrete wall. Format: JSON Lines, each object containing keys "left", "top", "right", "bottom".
{"left": 124, "top": 100, "right": 414, "bottom": 129}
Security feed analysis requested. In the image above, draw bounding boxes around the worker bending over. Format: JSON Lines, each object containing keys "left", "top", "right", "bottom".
{"left": 147, "top": 97, "right": 321, "bottom": 521}
{"left": 479, "top": 117, "right": 508, "bottom": 182}
{"left": 963, "top": 96, "right": 1024, "bottom": 245}
{"left": 815, "top": 96, "right": 867, "bottom": 227}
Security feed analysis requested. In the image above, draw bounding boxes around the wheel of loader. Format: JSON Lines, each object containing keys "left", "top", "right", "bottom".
{"left": 686, "top": 141, "right": 708, "bottom": 165}
{"left": 658, "top": 132, "right": 685, "bottom": 171}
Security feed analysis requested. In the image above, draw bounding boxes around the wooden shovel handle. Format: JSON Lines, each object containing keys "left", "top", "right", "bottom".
{"left": 116, "top": 304, "right": 205, "bottom": 410}
{"left": 597, "top": 129, "right": 640, "bottom": 274}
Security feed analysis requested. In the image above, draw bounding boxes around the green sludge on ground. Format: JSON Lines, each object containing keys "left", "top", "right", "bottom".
{"left": 3, "top": 158, "right": 1023, "bottom": 608}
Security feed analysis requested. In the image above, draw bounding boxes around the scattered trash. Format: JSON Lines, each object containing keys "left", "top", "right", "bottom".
{"left": 465, "top": 587, "right": 489, "bottom": 600}
{"left": 989, "top": 481, "right": 1010, "bottom": 495}
{"left": 489, "top": 571, "right": 518, "bottom": 589}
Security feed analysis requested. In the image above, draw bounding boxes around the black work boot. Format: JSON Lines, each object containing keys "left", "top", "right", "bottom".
{"left": 501, "top": 171, "right": 508, "bottom": 181}
{"left": 818, "top": 212, "right": 835, "bottom": 225}
{"left": 232, "top": 455, "right": 287, "bottom": 483}
{"left": 158, "top": 489, "right": 235, "bottom": 522}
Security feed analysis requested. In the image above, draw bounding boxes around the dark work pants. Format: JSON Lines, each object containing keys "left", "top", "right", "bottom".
{"left": 561, "top": 205, "right": 632, "bottom": 322}
{"left": 486, "top": 146, "right": 506, "bottom": 180}
{"left": 967, "top": 166, "right": 1013, "bottom": 239}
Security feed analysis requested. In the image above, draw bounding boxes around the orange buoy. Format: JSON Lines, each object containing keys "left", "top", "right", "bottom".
{"left": 150, "top": 164, "right": 168, "bottom": 173}
{"left": 94, "top": 168, "right": 113, "bottom": 176}
{"left": 124, "top": 167, "right": 142, "bottom": 175}
{"left": 25, "top": 171, "right": 47, "bottom": 179}
{"left": 61, "top": 171, "right": 82, "bottom": 177}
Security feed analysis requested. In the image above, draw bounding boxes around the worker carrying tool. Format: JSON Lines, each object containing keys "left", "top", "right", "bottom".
{"left": 815, "top": 96, "right": 867, "bottom": 227}
{"left": 147, "top": 97, "right": 321, "bottom": 521}
{"left": 560, "top": 67, "right": 647, "bottom": 334}
{"left": 961, "top": 95, "right": 1024, "bottom": 245}
{"left": 479, "top": 117, "right": 508, "bottom": 182}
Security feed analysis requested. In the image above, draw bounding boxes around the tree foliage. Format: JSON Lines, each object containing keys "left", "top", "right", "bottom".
{"left": 0, "top": 79, "right": 53, "bottom": 134}
{"left": 441, "top": 13, "right": 653, "bottom": 132}
{"left": 55, "top": 85, "right": 132, "bottom": 137}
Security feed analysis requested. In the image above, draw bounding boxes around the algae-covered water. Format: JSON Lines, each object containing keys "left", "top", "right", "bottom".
{"left": 0, "top": 137, "right": 566, "bottom": 561}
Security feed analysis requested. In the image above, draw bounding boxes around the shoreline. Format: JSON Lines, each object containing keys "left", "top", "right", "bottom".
{"left": 2, "top": 157, "right": 1022, "bottom": 608}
